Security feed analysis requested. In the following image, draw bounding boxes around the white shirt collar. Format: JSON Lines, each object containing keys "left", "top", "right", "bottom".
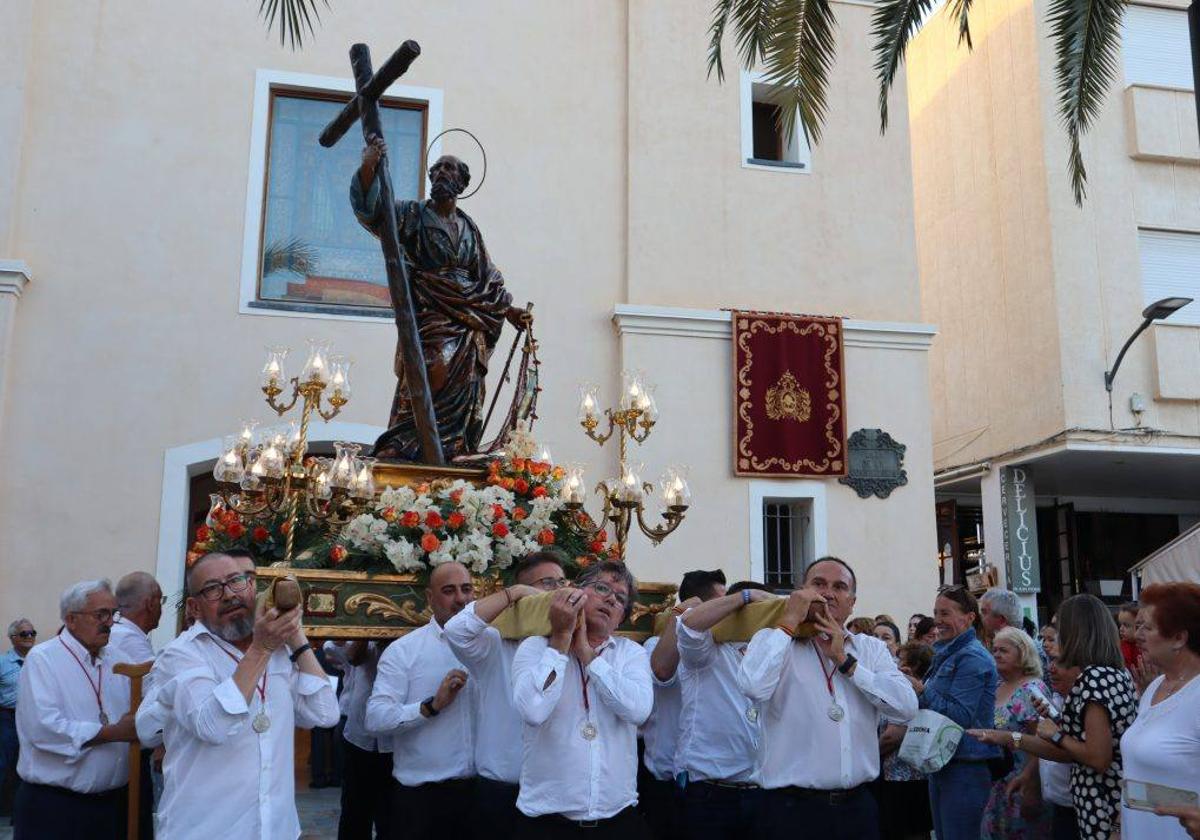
{"left": 60, "top": 628, "right": 100, "bottom": 665}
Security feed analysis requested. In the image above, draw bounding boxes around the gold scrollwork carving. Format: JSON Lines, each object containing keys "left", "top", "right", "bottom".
{"left": 764, "top": 371, "right": 812, "bottom": 422}
{"left": 344, "top": 593, "right": 431, "bottom": 625}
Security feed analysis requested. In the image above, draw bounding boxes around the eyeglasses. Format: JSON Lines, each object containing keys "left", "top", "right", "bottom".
{"left": 12, "top": 630, "right": 36, "bottom": 639}
{"left": 194, "top": 572, "right": 256, "bottom": 602}
{"left": 532, "top": 576, "right": 569, "bottom": 591}
{"left": 159, "top": 595, "right": 169, "bottom": 606}
{"left": 937, "top": 584, "right": 967, "bottom": 594}
{"left": 71, "top": 609, "right": 119, "bottom": 623}
{"left": 586, "top": 581, "right": 629, "bottom": 609}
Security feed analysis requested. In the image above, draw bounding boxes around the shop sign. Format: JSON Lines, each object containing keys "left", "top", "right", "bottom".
{"left": 1001, "top": 466, "right": 1041, "bottom": 593}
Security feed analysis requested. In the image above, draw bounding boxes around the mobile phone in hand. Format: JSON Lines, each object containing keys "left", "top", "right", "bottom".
{"left": 1123, "top": 779, "right": 1200, "bottom": 812}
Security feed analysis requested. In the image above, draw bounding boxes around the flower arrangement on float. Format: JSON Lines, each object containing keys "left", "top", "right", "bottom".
{"left": 189, "top": 425, "right": 615, "bottom": 578}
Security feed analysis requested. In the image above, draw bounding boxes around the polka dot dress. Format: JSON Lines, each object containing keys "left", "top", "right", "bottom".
{"left": 1062, "top": 665, "right": 1138, "bottom": 840}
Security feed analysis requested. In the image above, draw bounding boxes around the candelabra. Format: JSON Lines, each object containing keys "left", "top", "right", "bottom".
{"left": 559, "top": 371, "right": 690, "bottom": 561}
{"left": 211, "top": 339, "right": 376, "bottom": 563}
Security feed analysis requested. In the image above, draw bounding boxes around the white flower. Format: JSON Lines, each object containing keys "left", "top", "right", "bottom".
{"left": 344, "top": 514, "right": 388, "bottom": 550}
{"left": 502, "top": 420, "right": 540, "bottom": 460}
{"left": 428, "top": 536, "right": 460, "bottom": 567}
{"left": 455, "top": 532, "right": 494, "bottom": 574}
{"left": 383, "top": 539, "right": 423, "bottom": 572}
{"left": 377, "top": 485, "right": 416, "bottom": 512}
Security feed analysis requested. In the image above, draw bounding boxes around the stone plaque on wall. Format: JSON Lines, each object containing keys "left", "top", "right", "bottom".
{"left": 838, "top": 428, "right": 908, "bottom": 499}
{"left": 1001, "top": 466, "right": 1042, "bottom": 594}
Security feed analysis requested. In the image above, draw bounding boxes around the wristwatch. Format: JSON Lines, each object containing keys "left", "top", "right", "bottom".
{"left": 420, "top": 696, "right": 439, "bottom": 717}
{"left": 1049, "top": 730, "right": 1064, "bottom": 746}
{"left": 1011, "top": 732, "right": 1023, "bottom": 750}
{"left": 837, "top": 654, "right": 857, "bottom": 675}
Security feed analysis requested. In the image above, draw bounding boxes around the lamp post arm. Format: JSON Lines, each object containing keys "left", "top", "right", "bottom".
{"left": 1104, "top": 317, "right": 1152, "bottom": 393}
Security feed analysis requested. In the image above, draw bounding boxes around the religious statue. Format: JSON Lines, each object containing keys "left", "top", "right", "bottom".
{"left": 351, "top": 134, "right": 531, "bottom": 461}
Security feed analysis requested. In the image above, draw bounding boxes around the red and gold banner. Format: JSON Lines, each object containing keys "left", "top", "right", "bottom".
{"left": 733, "top": 311, "right": 847, "bottom": 477}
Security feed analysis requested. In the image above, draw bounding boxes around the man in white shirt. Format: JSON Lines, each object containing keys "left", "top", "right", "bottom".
{"left": 736, "top": 557, "right": 918, "bottom": 840}
{"left": 324, "top": 639, "right": 391, "bottom": 840}
{"left": 443, "top": 550, "right": 568, "bottom": 838}
{"left": 511, "top": 560, "right": 654, "bottom": 838}
{"left": 367, "top": 560, "right": 476, "bottom": 840}
{"left": 108, "top": 570, "right": 163, "bottom": 840}
{"left": 639, "top": 569, "right": 727, "bottom": 840}
{"left": 14, "top": 579, "right": 138, "bottom": 839}
{"left": 676, "top": 580, "right": 775, "bottom": 839}
{"left": 139, "top": 551, "right": 339, "bottom": 840}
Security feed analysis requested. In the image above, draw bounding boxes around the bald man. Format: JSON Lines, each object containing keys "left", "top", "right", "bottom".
{"left": 367, "top": 562, "right": 476, "bottom": 840}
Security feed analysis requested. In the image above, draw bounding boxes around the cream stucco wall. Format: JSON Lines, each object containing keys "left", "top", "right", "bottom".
{"left": 0, "top": 0, "right": 936, "bottom": 635}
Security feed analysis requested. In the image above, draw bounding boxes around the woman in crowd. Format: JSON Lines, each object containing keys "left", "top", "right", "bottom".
{"left": 970, "top": 594, "right": 1137, "bottom": 840}
{"left": 913, "top": 615, "right": 939, "bottom": 646}
{"left": 847, "top": 615, "right": 876, "bottom": 635}
{"left": 1119, "top": 583, "right": 1200, "bottom": 839}
{"left": 908, "top": 585, "right": 999, "bottom": 840}
{"left": 874, "top": 619, "right": 902, "bottom": 660}
{"left": 877, "top": 642, "right": 935, "bottom": 840}
{"left": 980, "top": 627, "right": 1053, "bottom": 838}
{"left": 907, "top": 613, "right": 927, "bottom": 643}
{"left": 1118, "top": 601, "right": 1141, "bottom": 670}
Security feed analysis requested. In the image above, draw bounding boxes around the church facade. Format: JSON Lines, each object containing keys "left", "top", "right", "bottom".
{"left": 0, "top": 0, "right": 938, "bottom": 643}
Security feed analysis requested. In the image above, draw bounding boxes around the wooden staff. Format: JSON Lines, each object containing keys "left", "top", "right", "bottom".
{"left": 113, "top": 661, "right": 153, "bottom": 840}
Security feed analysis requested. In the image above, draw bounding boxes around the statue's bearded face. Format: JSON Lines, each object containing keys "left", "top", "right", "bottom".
{"left": 429, "top": 155, "right": 468, "bottom": 201}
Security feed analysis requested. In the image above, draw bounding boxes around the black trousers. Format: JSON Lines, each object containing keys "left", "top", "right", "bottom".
{"left": 339, "top": 738, "right": 392, "bottom": 840}
{"left": 390, "top": 777, "right": 474, "bottom": 840}
{"left": 514, "top": 806, "right": 652, "bottom": 840}
{"left": 760, "top": 785, "right": 880, "bottom": 840}
{"left": 1053, "top": 804, "right": 1080, "bottom": 840}
{"left": 474, "top": 776, "right": 520, "bottom": 840}
{"left": 680, "top": 782, "right": 763, "bottom": 840}
{"left": 13, "top": 781, "right": 126, "bottom": 840}
{"left": 636, "top": 773, "right": 680, "bottom": 840}
{"left": 136, "top": 748, "right": 154, "bottom": 840}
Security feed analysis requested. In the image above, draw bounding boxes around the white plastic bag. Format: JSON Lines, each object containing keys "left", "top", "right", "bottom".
{"left": 897, "top": 709, "right": 963, "bottom": 774}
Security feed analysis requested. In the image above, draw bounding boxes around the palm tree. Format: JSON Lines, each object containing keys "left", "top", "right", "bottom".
{"left": 260, "top": 0, "right": 1136, "bottom": 204}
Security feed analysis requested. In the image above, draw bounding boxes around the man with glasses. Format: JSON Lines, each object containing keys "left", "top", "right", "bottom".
{"left": 13, "top": 580, "right": 137, "bottom": 839}
{"left": 444, "top": 550, "right": 570, "bottom": 837}
{"left": 139, "top": 551, "right": 338, "bottom": 840}
{"left": 0, "top": 618, "right": 35, "bottom": 821}
{"left": 511, "top": 560, "right": 654, "bottom": 838}
{"left": 367, "top": 560, "right": 478, "bottom": 840}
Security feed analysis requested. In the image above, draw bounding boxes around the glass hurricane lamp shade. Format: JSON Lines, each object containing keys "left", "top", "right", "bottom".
{"left": 260, "top": 346, "right": 289, "bottom": 391}
{"left": 617, "top": 462, "right": 644, "bottom": 503}
{"left": 240, "top": 448, "right": 267, "bottom": 492}
{"left": 659, "top": 466, "right": 691, "bottom": 508}
{"left": 560, "top": 464, "right": 586, "bottom": 505}
{"left": 236, "top": 419, "right": 259, "bottom": 450}
{"left": 311, "top": 459, "right": 334, "bottom": 501}
{"left": 329, "top": 442, "right": 360, "bottom": 490}
{"left": 350, "top": 457, "right": 377, "bottom": 500}
{"left": 328, "top": 355, "right": 353, "bottom": 401}
{"left": 537, "top": 446, "right": 553, "bottom": 465}
{"left": 205, "top": 493, "right": 226, "bottom": 528}
{"left": 213, "top": 437, "right": 246, "bottom": 484}
{"left": 284, "top": 421, "right": 303, "bottom": 457}
{"left": 300, "top": 339, "right": 333, "bottom": 386}
{"left": 619, "top": 370, "right": 649, "bottom": 412}
{"left": 577, "top": 384, "right": 600, "bottom": 424}
{"left": 259, "top": 440, "right": 287, "bottom": 480}
{"left": 636, "top": 385, "right": 658, "bottom": 423}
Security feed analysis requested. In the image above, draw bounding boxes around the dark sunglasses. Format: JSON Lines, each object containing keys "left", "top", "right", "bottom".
{"left": 13, "top": 630, "right": 36, "bottom": 639}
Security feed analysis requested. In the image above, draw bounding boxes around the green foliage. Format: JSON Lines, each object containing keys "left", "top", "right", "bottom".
{"left": 257, "top": 0, "right": 328, "bottom": 50}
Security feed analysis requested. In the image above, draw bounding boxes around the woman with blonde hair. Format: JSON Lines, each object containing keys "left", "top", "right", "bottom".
{"left": 979, "top": 627, "right": 1052, "bottom": 838}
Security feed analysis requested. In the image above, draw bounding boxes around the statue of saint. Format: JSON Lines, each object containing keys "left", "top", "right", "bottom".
{"left": 352, "top": 135, "right": 530, "bottom": 461}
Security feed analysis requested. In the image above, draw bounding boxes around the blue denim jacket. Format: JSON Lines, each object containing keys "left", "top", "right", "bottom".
{"left": 920, "top": 628, "right": 1000, "bottom": 761}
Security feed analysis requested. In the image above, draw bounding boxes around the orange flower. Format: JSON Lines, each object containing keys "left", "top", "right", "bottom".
{"left": 421, "top": 533, "right": 441, "bottom": 553}
{"left": 589, "top": 539, "right": 606, "bottom": 554}
{"left": 537, "top": 528, "right": 555, "bottom": 546}
{"left": 512, "top": 458, "right": 527, "bottom": 472}
{"left": 532, "top": 486, "right": 548, "bottom": 499}
{"left": 226, "top": 522, "right": 246, "bottom": 540}
{"left": 400, "top": 511, "right": 420, "bottom": 528}
{"left": 529, "top": 461, "right": 548, "bottom": 476}
{"left": 416, "top": 483, "right": 431, "bottom": 495}
{"left": 330, "top": 545, "right": 348, "bottom": 564}
{"left": 280, "top": 520, "right": 292, "bottom": 536}
{"left": 425, "top": 510, "right": 444, "bottom": 529}
{"left": 381, "top": 506, "right": 398, "bottom": 523}
{"left": 447, "top": 512, "right": 466, "bottom": 530}
{"left": 195, "top": 524, "right": 212, "bottom": 542}
{"left": 252, "top": 526, "right": 270, "bottom": 543}
{"left": 514, "top": 478, "right": 530, "bottom": 495}
{"left": 491, "top": 504, "right": 507, "bottom": 521}
{"left": 512, "top": 507, "right": 528, "bottom": 522}
{"left": 450, "top": 489, "right": 464, "bottom": 504}
{"left": 502, "top": 478, "right": 516, "bottom": 491}
{"left": 551, "top": 466, "right": 565, "bottom": 480}
{"left": 577, "top": 554, "right": 594, "bottom": 568}
{"left": 492, "top": 522, "right": 510, "bottom": 539}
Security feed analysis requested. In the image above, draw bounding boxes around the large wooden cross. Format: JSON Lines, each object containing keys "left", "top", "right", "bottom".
{"left": 319, "top": 41, "right": 444, "bottom": 465}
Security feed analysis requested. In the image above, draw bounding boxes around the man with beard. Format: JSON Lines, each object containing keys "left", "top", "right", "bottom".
{"left": 140, "top": 552, "right": 338, "bottom": 840}
{"left": 352, "top": 134, "right": 532, "bottom": 462}
{"left": 511, "top": 560, "right": 654, "bottom": 838}
{"left": 367, "top": 561, "right": 477, "bottom": 840}
{"left": 13, "top": 580, "right": 136, "bottom": 839}
{"left": 737, "top": 557, "right": 917, "bottom": 840}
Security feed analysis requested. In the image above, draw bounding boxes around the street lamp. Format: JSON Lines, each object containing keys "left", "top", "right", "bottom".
{"left": 1103, "top": 297, "right": 1193, "bottom": 393}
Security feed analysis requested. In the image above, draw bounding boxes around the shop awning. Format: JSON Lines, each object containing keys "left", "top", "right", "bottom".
{"left": 1131, "top": 521, "right": 1200, "bottom": 590}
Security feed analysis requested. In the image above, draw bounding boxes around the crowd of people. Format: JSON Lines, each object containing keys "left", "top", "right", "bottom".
{"left": 0, "top": 548, "right": 1198, "bottom": 840}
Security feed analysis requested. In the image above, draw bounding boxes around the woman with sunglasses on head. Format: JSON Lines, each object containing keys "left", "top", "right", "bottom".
{"left": 969, "top": 593, "right": 1138, "bottom": 840}
{"left": 1118, "top": 583, "right": 1200, "bottom": 840}
{"left": 907, "top": 585, "right": 1000, "bottom": 840}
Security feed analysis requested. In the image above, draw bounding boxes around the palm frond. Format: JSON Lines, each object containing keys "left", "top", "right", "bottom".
{"left": 707, "top": 0, "right": 734, "bottom": 81}
{"left": 759, "top": 0, "right": 839, "bottom": 147}
{"left": 263, "top": 237, "right": 318, "bottom": 276}
{"left": 1048, "top": 0, "right": 1125, "bottom": 204}
{"left": 733, "top": 0, "right": 779, "bottom": 68}
{"left": 948, "top": 0, "right": 975, "bottom": 47}
{"left": 257, "top": 0, "right": 329, "bottom": 50}
{"left": 871, "top": 0, "right": 935, "bottom": 132}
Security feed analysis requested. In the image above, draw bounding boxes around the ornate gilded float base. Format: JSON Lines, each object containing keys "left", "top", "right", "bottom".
{"left": 256, "top": 567, "right": 677, "bottom": 641}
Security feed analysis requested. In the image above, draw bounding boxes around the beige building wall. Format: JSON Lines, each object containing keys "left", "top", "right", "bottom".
{"left": 0, "top": 0, "right": 936, "bottom": 638}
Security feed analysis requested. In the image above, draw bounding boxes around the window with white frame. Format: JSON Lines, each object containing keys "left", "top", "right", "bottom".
{"left": 239, "top": 70, "right": 443, "bottom": 320}
{"left": 762, "top": 498, "right": 814, "bottom": 588}
{"left": 739, "top": 71, "right": 812, "bottom": 172}
{"left": 1138, "top": 229, "right": 1200, "bottom": 326}
{"left": 1123, "top": 6, "right": 1192, "bottom": 89}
